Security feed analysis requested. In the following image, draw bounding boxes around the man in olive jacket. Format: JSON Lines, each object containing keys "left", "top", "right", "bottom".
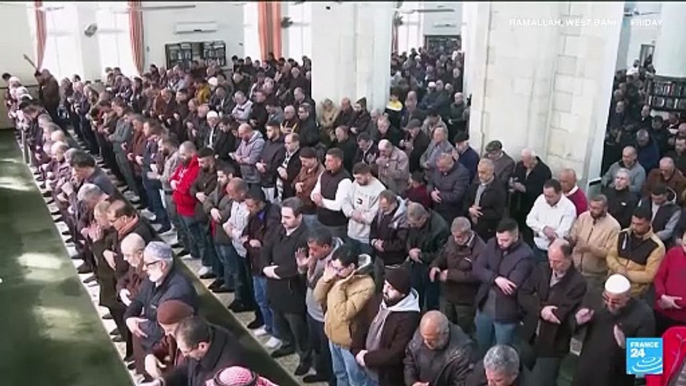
{"left": 406, "top": 202, "right": 450, "bottom": 311}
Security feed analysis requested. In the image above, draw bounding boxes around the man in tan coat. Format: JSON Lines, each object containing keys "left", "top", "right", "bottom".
{"left": 313, "top": 245, "right": 375, "bottom": 386}
{"left": 567, "top": 194, "right": 620, "bottom": 308}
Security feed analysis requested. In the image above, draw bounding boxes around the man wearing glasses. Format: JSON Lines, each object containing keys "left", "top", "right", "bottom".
{"left": 124, "top": 241, "right": 198, "bottom": 372}
{"left": 571, "top": 274, "right": 655, "bottom": 386}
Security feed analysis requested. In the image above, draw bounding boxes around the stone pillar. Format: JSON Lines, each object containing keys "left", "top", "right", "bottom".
{"left": 311, "top": 2, "right": 393, "bottom": 111}
{"left": 74, "top": 3, "right": 103, "bottom": 81}
{"left": 467, "top": 2, "right": 624, "bottom": 187}
{"left": 653, "top": 3, "right": 686, "bottom": 78}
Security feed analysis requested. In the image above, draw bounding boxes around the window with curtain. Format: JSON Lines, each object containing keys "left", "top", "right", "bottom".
{"left": 96, "top": 5, "right": 137, "bottom": 77}
{"left": 27, "top": 3, "right": 83, "bottom": 80}
{"left": 285, "top": 2, "right": 311, "bottom": 60}
{"left": 397, "top": 2, "right": 423, "bottom": 53}
{"left": 243, "top": 2, "right": 261, "bottom": 60}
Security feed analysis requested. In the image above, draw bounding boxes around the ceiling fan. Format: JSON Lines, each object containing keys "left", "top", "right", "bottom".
{"left": 623, "top": 8, "right": 659, "bottom": 17}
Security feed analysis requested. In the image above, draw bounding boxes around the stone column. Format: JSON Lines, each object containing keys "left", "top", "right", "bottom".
{"left": 311, "top": 2, "right": 393, "bottom": 111}
{"left": 467, "top": 2, "right": 624, "bottom": 187}
{"left": 653, "top": 2, "right": 686, "bottom": 78}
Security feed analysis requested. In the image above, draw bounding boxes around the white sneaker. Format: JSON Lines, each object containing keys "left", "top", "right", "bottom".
{"left": 265, "top": 337, "right": 282, "bottom": 349}
{"left": 253, "top": 327, "right": 268, "bottom": 337}
{"left": 198, "top": 266, "right": 211, "bottom": 276}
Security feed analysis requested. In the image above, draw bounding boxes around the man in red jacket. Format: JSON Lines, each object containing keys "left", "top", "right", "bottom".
{"left": 171, "top": 141, "right": 201, "bottom": 259}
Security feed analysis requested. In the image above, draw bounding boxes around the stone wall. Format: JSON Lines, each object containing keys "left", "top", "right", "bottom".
{"left": 468, "top": 1, "right": 623, "bottom": 186}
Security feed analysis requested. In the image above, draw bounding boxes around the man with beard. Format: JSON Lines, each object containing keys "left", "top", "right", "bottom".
{"left": 203, "top": 162, "right": 236, "bottom": 294}
{"left": 353, "top": 132, "right": 379, "bottom": 166}
{"left": 256, "top": 121, "right": 286, "bottom": 202}
{"left": 171, "top": 141, "right": 201, "bottom": 260}
{"left": 296, "top": 103, "right": 320, "bottom": 149}
{"left": 231, "top": 123, "right": 265, "bottom": 188}
{"left": 571, "top": 274, "right": 655, "bottom": 386}
{"left": 125, "top": 242, "right": 198, "bottom": 372}
{"left": 351, "top": 267, "right": 421, "bottom": 386}
{"left": 276, "top": 133, "right": 302, "bottom": 201}
{"left": 311, "top": 148, "right": 353, "bottom": 239}
{"left": 189, "top": 148, "right": 220, "bottom": 279}
{"left": 607, "top": 206, "right": 665, "bottom": 298}
{"left": 473, "top": 218, "right": 534, "bottom": 357}
{"left": 465, "top": 159, "right": 507, "bottom": 241}
{"left": 350, "top": 98, "right": 371, "bottom": 137}
{"left": 109, "top": 98, "right": 137, "bottom": 197}
{"left": 142, "top": 316, "right": 247, "bottom": 386}
{"left": 260, "top": 197, "right": 313, "bottom": 376}
{"left": 603, "top": 168, "right": 638, "bottom": 229}
{"left": 243, "top": 187, "right": 282, "bottom": 342}
{"left": 203, "top": 111, "right": 221, "bottom": 150}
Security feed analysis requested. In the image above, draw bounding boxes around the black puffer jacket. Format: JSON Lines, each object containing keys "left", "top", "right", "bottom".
{"left": 259, "top": 136, "right": 286, "bottom": 188}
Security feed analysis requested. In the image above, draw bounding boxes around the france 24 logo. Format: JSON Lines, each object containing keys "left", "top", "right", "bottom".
{"left": 626, "top": 338, "right": 663, "bottom": 375}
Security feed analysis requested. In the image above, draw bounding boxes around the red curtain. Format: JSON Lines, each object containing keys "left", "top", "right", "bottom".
{"left": 128, "top": 0, "right": 145, "bottom": 75}
{"left": 34, "top": 0, "right": 47, "bottom": 69}
{"left": 257, "top": 2, "right": 282, "bottom": 61}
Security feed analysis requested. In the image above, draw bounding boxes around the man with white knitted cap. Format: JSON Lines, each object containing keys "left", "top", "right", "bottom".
{"left": 571, "top": 274, "right": 655, "bottom": 386}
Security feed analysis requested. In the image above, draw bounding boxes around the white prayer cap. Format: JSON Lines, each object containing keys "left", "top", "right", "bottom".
{"left": 207, "top": 111, "right": 218, "bottom": 119}
{"left": 605, "top": 274, "right": 631, "bottom": 294}
{"left": 9, "top": 76, "right": 21, "bottom": 85}
{"left": 208, "top": 77, "right": 218, "bottom": 87}
{"left": 428, "top": 81, "right": 437, "bottom": 88}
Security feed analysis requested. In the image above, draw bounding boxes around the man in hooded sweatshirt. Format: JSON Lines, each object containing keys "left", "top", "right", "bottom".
{"left": 351, "top": 267, "right": 421, "bottom": 386}
{"left": 342, "top": 163, "right": 386, "bottom": 254}
{"left": 231, "top": 123, "right": 265, "bottom": 189}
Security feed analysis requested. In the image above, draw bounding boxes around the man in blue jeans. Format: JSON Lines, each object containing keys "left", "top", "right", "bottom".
{"left": 221, "top": 178, "right": 255, "bottom": 313}
{"left": 244, "top": 187, "right": 283, "bottom": 348}
{"left": 472, "top": 218, "right": 534, "bottom": 357}
{"left": 138, "top": 119, "right": 170, "bottom": 233}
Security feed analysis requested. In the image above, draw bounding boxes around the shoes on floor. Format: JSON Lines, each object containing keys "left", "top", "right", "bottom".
{"left": 247, "top": 318, "right": 264, "bottom": 330}
{"left": 303, "top": 373, "right": 331, "bottom": 383}
{"left": 270, "top": 345, "right": 293, "bottom": 358}
{"left": 102, "top": 313, "right": 113, "bottom": 320}
{"left": 198, "top": 266, "right": 212, "bottom": 276}
{"left": 109, "top": 328, "right": 119, "bottom": 336}
{"left": 207, "top": 279, "right": 225, "bottom": 291}
{"left": 199, "top": 272, "right": 217, "bottom": 280}
{"left": 112, "top": 335, "right": 125, "bottom": 343}
{"left": 157, "top": 225, "right": 172, "bottom": 234}
{"left": 211, "top": 286, "right": 234, "bottom": 294}
{"left": 171, "top": 242, "right": 181, "bottom": 249}
{"left": 294, "top": 361, "right": 312, "bottom": 376}
{"left": 253, "top": 326, "right": 268, "bottom": 337}
{"left": 228, "top": 301, "right": 254, "bottom": 313}
{"left": 77, "top": 264, "right": 92, "bottom": 274}
{"left": 83, "top": 275, "right": 97, "bottom": 284}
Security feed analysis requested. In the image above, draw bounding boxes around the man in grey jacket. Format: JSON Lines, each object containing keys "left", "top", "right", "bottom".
{"left": 110, "top": 106, "right": 137, "bottom": 197}
{"left": 231, "top": 123, "right": 265, "bottom": 188}
{"left": 601, "top": 145, "right": 646, "bottom": 195}
{"left": 419, "top": 126, "right": 454, "bottom": 176}
{"left": 297, "top": 227, "right": 343, "bottom": 384}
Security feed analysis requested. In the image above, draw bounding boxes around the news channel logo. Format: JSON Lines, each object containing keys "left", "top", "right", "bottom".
{"left": 626, "top": 338, "right": 663, "bottom": 375}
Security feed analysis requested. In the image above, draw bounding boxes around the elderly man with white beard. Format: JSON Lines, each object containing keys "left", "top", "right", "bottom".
{"left": 124, "top": 242, "right": 198, "bottom": 360}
